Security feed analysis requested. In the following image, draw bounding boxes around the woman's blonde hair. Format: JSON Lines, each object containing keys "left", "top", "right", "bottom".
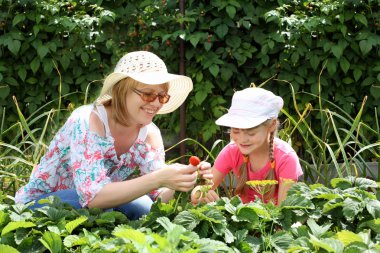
{"left": 102, "top": 77, "right": 169, "bottom": 126}
{"left": 235, "top": 119, "right": 278, "bottom": 202}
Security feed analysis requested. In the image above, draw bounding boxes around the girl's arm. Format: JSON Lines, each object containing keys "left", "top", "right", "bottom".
{"left": 277, "top": 179, "right": 296, "bottom": 205}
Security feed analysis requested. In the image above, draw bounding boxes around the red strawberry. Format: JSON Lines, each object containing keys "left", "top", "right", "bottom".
{"left": 189, "top": 156, "right": 200, "bottom": 166}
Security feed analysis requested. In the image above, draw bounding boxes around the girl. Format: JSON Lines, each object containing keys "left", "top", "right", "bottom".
{"left": 191, "top": 87, "right": 302, "bottom": 205}
{"left": 15, "top": 51, "right": 211, "bottom": 219}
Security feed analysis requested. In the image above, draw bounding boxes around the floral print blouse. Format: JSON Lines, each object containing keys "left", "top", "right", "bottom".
{"left": 15, "top": 104, "right": 166, "bottom": 207}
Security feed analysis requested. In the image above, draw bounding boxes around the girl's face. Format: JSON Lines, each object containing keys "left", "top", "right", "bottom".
{"left": 230, "top": 123, "right": 273, "bottom": 155}
{"left": 126, "top": 83, "right": 168, "bottom": 126}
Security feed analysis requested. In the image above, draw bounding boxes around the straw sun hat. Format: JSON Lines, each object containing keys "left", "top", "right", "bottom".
{"left": 215, "top": 87, "right": 284, "bottom": 129}
{"left": 97, "top": 51, "right": 193, "bottom": 114}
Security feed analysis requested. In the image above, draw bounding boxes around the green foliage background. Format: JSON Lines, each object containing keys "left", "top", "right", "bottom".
{"left": 0, "top": 0, "right": 379, "bottom": 155}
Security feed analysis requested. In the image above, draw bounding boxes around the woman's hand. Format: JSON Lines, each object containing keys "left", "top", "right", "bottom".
{"left": 191, "top": 185, "right": 219, "bottom": 204}
{"left": 154, "top": 163, "right": 198, "bottom": 192}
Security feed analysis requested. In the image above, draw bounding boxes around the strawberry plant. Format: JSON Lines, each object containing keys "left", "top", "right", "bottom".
{"left": 1, "top": 177, "right": 379, "bottom": 252}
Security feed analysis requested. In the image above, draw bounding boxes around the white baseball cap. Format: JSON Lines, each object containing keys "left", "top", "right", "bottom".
{"left": 215, "top": 87, "right": 284, "bottom": 129}
{"left": 97, "top": 51, "right": 193, "bottom": 114}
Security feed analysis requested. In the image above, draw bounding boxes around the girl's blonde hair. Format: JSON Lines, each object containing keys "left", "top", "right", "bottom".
{"left": 235, "top": 119, "right": 278, "bottom": 202}
{"left": 102, "top": 77, "right": 169, "bottom": 126}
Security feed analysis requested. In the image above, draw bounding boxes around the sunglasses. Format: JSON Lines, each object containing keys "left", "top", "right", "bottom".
{"left": 132, "top": 88, "right": 171, "bottom": 104}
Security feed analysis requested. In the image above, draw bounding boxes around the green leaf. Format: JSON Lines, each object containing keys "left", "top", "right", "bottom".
{"left": 326, "top": 59, "right": 337, "bottom": 75}
{"left": 63, "top": 235, "right": 88, "bottom": 248}
{"left": 354, "top": 14, "right": 368, "bottom": 27}
{"left": 339, "top": 57, "right": 350, "bottom": 73}
{"left": 60, "top": 54, "right": 70, "bottom": 70}
{"left": 17, "top": 67, "right": 27, "bottom": 82}
{"left": 291, "top": 52, "right": 299, "bottom": 63}
{"left": 331, "top": 178, "right": 352, "bottom": 189}
{"left": 309, "top": 235, "right": 343, "bottom": 253}
{"left": 173, "top": 210, "right": 200, "bottom": 230}
{"left": 353, "top": 69, "right": 362, "bottom": 81}
{"left": 236, "top": 206, "right": 259, "bottom": 223}
{"left": 8, "top": 40, "right": 21, "bottom": 55}
{"left": 204, "top": 41, "right": 212, "bottom": 51}
{"left": 370, "top": 85, "right": 380, "bottom": 99}
{"left": 65, "top": 216, "right": 88, "bottom": 234}
{"left": 307, "top": 219, "right": 331, "bottom": 238}
{"left": 43, "top": 59, "right": 53, "bottom": 75}
{"left": 215, "top": 24, "right": 228, "bottom": 39}
{"left": 0, "top": 85, "right": 10, "bottom": 99}
{"left": 226, "top": 6, "right": 236, "bottom": 19}
{"left": 343, "top": 198, "right": 364, "bottom": 221}
{"left": 224, "top": 228, "right": 234, "bottom": 244}
{"left": 260, "top": 54, "right": 269, "bottom": 66}
{"left": 30, "top": 57, "right": 40, "bottom": 74}
{"left": 1, "top": 221, "right": 36, "bottom": 236}
{"left": 359, "top": 40, "right": 372, "bottom": 55}
{"left": 81, "top": 52, "right": 89, "bottom": 64}
{"left": 113, "top": 228, "right": 146, "bottom": 244}
{"left": 12, "top": 14, "right": 25, "bottom": 26}
{"left": 150, "top": 233, "right": 168, "bottom": 250}
{"left": 209, "top": 64, "right": 219, "bottom": 77}
{"left": 39, "top": 231, "right": 63, "bottom": 253}
{"left": 226, "top": 36, "right": 241, "bottom": 48}
{"left": 359, "top": 218, "right": 380, "bottom": 233}
{"left": 361, "top": 77, "right": 375, "bottom": 87}
{"left": 221, "top": 67, "right": 233, "bottom": 81}
{"left": 282, "top": 194, "right": 314, "bottom": 209}
{"left": 310, "top": 55, "right": 320, "bottom": 71}
{"left": 26, "top": 77, "right": 38, "bottom": 84}
{"left": 336, "top": 230, "right": 363, "bottom": 246}
{"left": 270, "top": 231, "right": 293, "bottom": 252}
{"left": 0, "top": 244, "right": 20, "bottom": 253}
{"left": 37, "top": 45, "right": 49, "bottom": 59}
{"left": 331, "top": 45, "right": 343, "bottom": 59}
{"left": 0, "top": 211, "right": 10, "bottom": 227}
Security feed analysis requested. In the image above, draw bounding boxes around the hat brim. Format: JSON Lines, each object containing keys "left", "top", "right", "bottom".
{"left": 100, "top": 71, "right": 193, "bottom": 114}
{"left": 215, "top": 113, "right": 268, "bottom": 129}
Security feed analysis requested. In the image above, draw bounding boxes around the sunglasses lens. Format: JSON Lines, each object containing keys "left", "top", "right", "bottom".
{"left": 143, "top": 93, "right": 157, "bottom": 102}
{"left": 134, "top": 89, "right": 170, "bottom": 104}
{"left": 159, "top": 95, "right": 170, "bottom": 104}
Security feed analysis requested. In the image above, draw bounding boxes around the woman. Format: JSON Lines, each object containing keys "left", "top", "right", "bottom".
{"left": 15, "top": 51, "right": 211, "bottom": 219}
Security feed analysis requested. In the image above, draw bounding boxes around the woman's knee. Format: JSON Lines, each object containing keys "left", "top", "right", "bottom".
{"left": 115, "top": 195, "right": 153, "bottom": 220}
{"left": 29, "top": 189, "right": 81, "bottom": 210}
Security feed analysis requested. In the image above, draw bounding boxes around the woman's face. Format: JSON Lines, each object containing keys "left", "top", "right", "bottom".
{"left": 230, "top": 124, "right": 272, "bottom": 155}
{"left": 126, "top": 83, "right": 168, "bottom": 126}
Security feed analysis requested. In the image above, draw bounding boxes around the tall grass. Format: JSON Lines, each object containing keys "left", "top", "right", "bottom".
{"left": 1, "top": 80, "right": 379, "bottom": 198}
{"left": 274, "top": 71, "right": 380, "bottom": 184}
{"left": 0, "top": 95, "right": 69, "bottom": 197}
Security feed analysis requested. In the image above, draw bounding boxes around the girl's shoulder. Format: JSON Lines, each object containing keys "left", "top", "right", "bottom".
{"left": 274, "top": 137, "right": 298, "bottom": 156}
{"left": 220, "top": 141, "right": 241, "bottom": 155}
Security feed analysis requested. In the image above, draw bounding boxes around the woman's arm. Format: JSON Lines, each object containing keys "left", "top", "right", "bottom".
{"left": 87, "top": 112, "right": 197, "bottom": 209}
{"left": 88, "top": 164, "right": 197, "bottom": 209}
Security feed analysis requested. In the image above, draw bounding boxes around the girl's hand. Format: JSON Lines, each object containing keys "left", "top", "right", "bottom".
{"left": 191, "top": 186, "right": 219, "bottom": 204}
{"left": 155, "top": 163, "right": 198, "bottom": 192}
{"left": 197, "top": 161, "right": 213, "bottom": 181}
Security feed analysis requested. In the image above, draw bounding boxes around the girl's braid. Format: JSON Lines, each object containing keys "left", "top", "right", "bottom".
{"left": 264, "top": 130, "right": 276, "bottom": 201}
{"left": 235, "top": 155, "right": 248, "bottom": 196}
